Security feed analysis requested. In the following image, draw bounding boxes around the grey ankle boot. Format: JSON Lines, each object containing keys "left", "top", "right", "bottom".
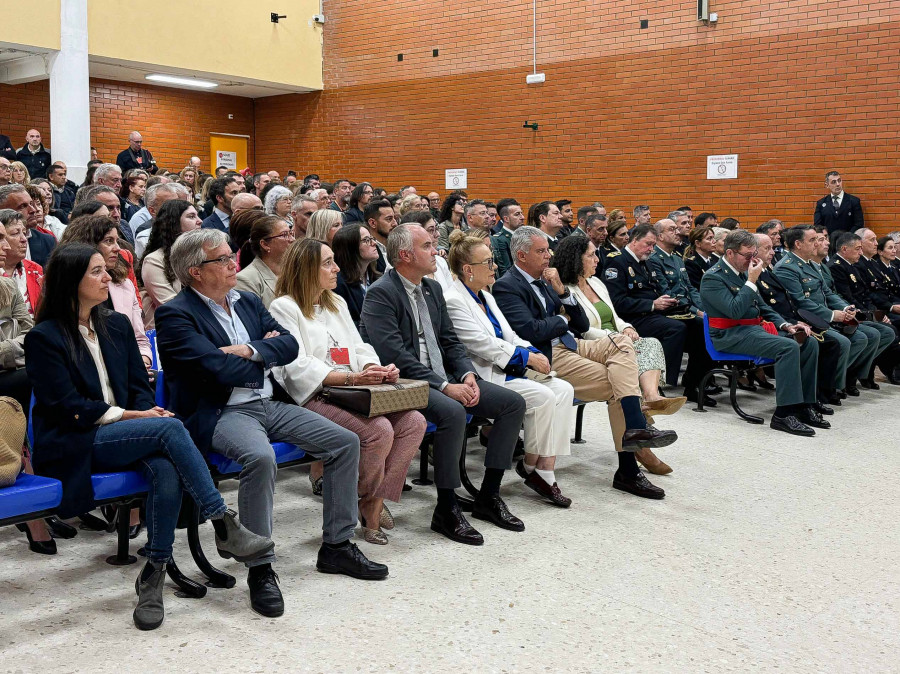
{"left": 215, "top": 509, "right": 275, "bottom": 563}
{"left": 133, "top": 561, "right": 166, "bottom": 631}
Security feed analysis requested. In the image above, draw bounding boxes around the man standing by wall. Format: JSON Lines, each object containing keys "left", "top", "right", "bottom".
{"left": 116, "top": 131, "right": 158, "bottom": 175}
{"left": 814, "top": 171, "right": 863, "bottom": 238}
{"left": 16, "top": 129, "right": 52, "bottom": 179}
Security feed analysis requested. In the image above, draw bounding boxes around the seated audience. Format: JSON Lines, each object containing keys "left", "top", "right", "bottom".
{"left": 711, "top": 227, "right": 728, "bottom": 258}
{"left": 876, "top": 236, "right": 900, "bottom": 303}
{"left": 120, "top": 173, "right": 147, "bottom": 222}
{"left": 683, "top": 226, "right": 717, "bottom": 290}
{"left": 73, "top": 183, "right": 135, "bottom": 247}
{"left": 344, "top": 182, "right": 372, "bottom": 224}
{"left": 178, "top": 167, "right": 200, "bottom": 203}
{"left": 235, "top": 215, "right": 293, "bottom": 308}
{"left": 532, "top": 201, "right": 564, "bottom": 251}
{"left": 30, "top": 178, "right": 67, "bottom": 232}
{"left": 137, "top": 199, "right": 202, "bottom": 328}
{"left": 200, "top": 176, "right": 241, "bottom": 236}
{"left": 25, "top": 242, "right": 273, "bottom": 629}
{"left": 605, "top": 218, "right": 629, "bottom": 257}
{"left": 229, "top": 208, "right": 268, "bottom": 268}
{"left": 264, "top": 185, "right": 293, "bottom": 225}
{"left": 719, "top": 217, "right": 740, "bottom": 230}
{"left": 695, "top": 212, "right": 719, "bottom": 228}
{"left": 60, "top": 216, "right": 152, "bottom": 367}
{"left": 290, "top": 193, "right": 317, "bottom": 238}
{"left": 0, "top": 185, "right": 54, "bottom": 266}
{"left": 306, "top": 208, "right": 343, "bottom": 245}
{"left": 47, "top": 163, "right": 76, "bottom": 216}
{"left": 0, "top": 210, "right": 43, "bottom": 315}
{"left": 492, "top": 201, "right": 525, "bottom": 277}
{"left": 366, "top": 198, "right": 398, "bottom": 273}
{"left": 156, "top": 229, "right": 387, "bottom": 619}
{"left": 443, "top": 231, "right": 578, "bottom": 503}
{"left": 436, "top": 193, "right": 467, "bottom": 250}
{"left": 9, "top": 161, "right": 31, "bottom": 186}
{"left": 269, "top": 238, "right": 425, "bottom": 544}
{"left": 492, "top": 227, "right": 677, "bottom": 499}
{"left": 360, "top": 224, "right": 528, "bottom": 543}
{"left": 332, "top": 223, "right": 382, "bottom": 327}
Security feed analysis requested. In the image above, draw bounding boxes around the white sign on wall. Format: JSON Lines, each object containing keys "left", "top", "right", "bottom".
{"left": 707, "top": 154, "right": 738, "bottom": 180}
{"left": 445, "top": 168, "right": 468, "bottom": 189}
{"left": 216, "top": 150, "right": 237, "bottom": 170}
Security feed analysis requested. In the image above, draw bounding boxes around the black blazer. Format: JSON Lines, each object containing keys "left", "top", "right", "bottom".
{"left": 828, "top": 256, "right": 875, "bottom": 311}
{"left": 28, "top": 228, "right": 56, "bottom": 267}
{"left": 359, "top": 269, "right": 475, "bottom": 389}
{"left": 155, "top": 288, "right": 298, "bottom": 453}
{"left": 491, "top": 264, "right": 590, "bottom": 362}
{"left": 0, "top": 133, "right": 15, "bottom": 160}
{"left": 684, "top": 253, "right": 717, "bottom": 291}
{"left": 343, "top": 207, "right": 364, "bottom": 224}
{"left": 25, "top": 312, "right": 156, "bottom": 517}
{"left": 813, "top": 192, "right": 864, "bottom": 236}
{"left": 335, "top": 272, "right": 366, "bottom": 326}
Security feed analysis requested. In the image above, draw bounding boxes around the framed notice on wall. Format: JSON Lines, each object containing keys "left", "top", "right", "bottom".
{"left": 445, "top": 168, "right": 467, "bottom": 189}
{"left": 216, "top": 151, "right": 237, "bottom": 170}
{"left": 707, "top": 154, "right": 738, "bottom": 179}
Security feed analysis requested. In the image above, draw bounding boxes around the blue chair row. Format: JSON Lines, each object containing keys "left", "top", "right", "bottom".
{"left": 696, "top": 314, "right": 775, "bottom": 424}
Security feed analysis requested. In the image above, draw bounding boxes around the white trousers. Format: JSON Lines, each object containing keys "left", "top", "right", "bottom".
{"left": 504, "top": 376, "right": 575, "bottom": 457}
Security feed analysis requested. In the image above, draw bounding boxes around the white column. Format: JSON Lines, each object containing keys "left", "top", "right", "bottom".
{"left": 49, "top": 0, "right": 90, "bottom": 184}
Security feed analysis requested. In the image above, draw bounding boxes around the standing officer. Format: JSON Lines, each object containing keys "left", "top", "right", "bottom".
{"left": 813, "top": 171, "right": 863, "bottom": 239}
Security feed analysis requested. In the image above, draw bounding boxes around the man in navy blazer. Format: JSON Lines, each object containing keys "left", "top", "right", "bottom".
{"left": 201, "top": 176, "right": 241, "bottom": 235}
{"left": 156, "top": 229, "right": 388, "bottom": 619}
{"left": 814, "top": 171, "right": 864, "bottom": 238}
{"left": 492, "top": 227, "right": 677, "bottom": 500}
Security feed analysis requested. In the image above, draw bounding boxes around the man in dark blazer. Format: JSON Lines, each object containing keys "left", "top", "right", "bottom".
{"left": 0, "top": 132, "right": 15, "bottom": 161}
{"left": 492, "top": 226, "right": 677, "bottom": 500}
{"left": 0, "top": 184, "right": 56, "bottom": 266}
{"left": 360, "top": 224, "right": 527, "bottom": 545}
{"left": 813, "top": 170, "right": 864, "bottom": 238}
{"left": 156, "top": 229, "right": 388, "bottom": 619}
{"left": 200, "top": 176, "right": 241, "bottom": 236}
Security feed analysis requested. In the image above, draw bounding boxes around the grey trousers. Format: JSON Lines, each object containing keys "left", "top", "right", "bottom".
{"left": 423, "top": 380, "right": 527, "bottom": 490}
{"left": 212, "top": 398, "right": 360, "bottom": 567}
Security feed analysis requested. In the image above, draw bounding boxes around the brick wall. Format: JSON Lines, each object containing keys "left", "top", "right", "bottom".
{"left": 0, "top": 78, "right": 253, "bottom": 173}
{"left": 254, "top": 2, "right": 900, "bottom": 235}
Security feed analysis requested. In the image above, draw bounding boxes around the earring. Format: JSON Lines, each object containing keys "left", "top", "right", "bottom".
{"left": 469, "top": 275, "right": 474, "bottom": 282}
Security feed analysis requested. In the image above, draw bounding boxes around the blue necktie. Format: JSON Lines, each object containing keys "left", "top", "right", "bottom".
{"left": 533, "top": 280, "right": 577, "bottom": 350}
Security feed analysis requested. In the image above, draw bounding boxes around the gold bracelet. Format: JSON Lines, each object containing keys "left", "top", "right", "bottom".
{"left": 344, "top": 371, "right": 352, "bottom": 386}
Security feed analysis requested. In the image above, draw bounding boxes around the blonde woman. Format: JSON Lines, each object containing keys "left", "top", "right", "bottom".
{"left": 9, "top": 161, "right": 30, "bottom": 186}
{"left": 269, "top": 238, "right": 425, "bottom": 544}
{"left": 306, "top": 208, "right": 343, "bottom": 245}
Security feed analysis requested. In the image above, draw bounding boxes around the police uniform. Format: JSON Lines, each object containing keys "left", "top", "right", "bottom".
{"left": 774, "top": 251, "right": 880, "bottom": 390}
{"left": 699, "top": 259, "right": 818, "bottom": 407}
{"left": 684, "top": 252, "right": 717, "bottom": 291}
{"left": 648, "top": 245, "right": 703, "bottom": 313}
{"left": 604, "top": 248, "right": 713, "bottom": 393}
{"left": 870, "top": 258, "right": 900, "bottom": 302}
{"left": 857, "top": 256, "right": 900, "bottom": 318}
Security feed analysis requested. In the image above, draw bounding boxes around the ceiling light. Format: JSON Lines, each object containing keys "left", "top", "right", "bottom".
{"left": 145, "top": 74, "right": 218, "bottom": 89}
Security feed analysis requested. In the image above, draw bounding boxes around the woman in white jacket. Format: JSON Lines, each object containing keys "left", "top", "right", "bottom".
{"left": 443, "top": 231, "right": 576, "bottom": 507}
{"left": 269, "top": 238, "right": 426, "bottom": 544}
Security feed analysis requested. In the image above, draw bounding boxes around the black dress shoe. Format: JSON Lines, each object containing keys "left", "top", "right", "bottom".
{"left": 524, "top": 471, "right": 572, "bottom": 508}
{"left": 770, "top": 415, "right": 815, "bottom": 437}
{"left": 402, "top": 481, "right": 413, "bottom": 492}
{"left": 248, "top": 565, "right": 284, "bottom": 617}
{"left": 751, "top": 374, "right": 775, "bottom": 390}
{"left": 797, "top": 407, "right": 831, "bottom": 429}
{"left": 16, "top": 523, "right": 57, "bottom": 555}
{"left": 685, "top": 390, "right": 718, "bottom": 407}
{"left": 858, "top": 378, "right": 880, "bottom": 390}
{"left": 44, "top": 517, "right": 78, "bottom": 539}
{"left": 705, "top": 384, "right": 724, "bottom": 395}
{"left": 612, "top": 470, "right": 665, "bottom": 499}
{"left": 836, "top": 389, "right": 848, "bottom": 399}
{"left": 129, "top": 522, "right": 144, "bottom": 540}
{"left": 844, "top": 385, "right": 860, "bottom": 397}
{"left": 621, "top": 426, "right": 678, "bottom": 451}
{"left": 472, "top": 494, "right": 525, "bottom": 532}
{"left": 317, "top": 542, "right": 389, "bottom": 580}
{"left": 813, "top": 401, "right": 834, "bottom": 416}
{"left": 736, "top": 379, "right": 757, "bottom": 392}
{"left": 430, "top": 504, "right": 484, "bottom": 545}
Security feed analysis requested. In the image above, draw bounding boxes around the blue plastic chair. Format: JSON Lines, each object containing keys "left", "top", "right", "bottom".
{"left": 698, "top": 313, "right": 775, "bottom": 424}
{"left": 0, "top": 473, "right": 63, "bottom": 527}
{"left": 146, "top": 329, "right": 159, "bottom": 371}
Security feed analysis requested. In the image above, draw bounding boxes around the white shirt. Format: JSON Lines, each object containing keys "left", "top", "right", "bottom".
{"left": 397, "top": 271, "right": 432, "bottom": 369}
{"left": 78, "top": 321, "right": 125, "bottom": 425}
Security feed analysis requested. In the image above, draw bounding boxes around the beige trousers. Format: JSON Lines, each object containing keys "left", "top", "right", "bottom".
{"left": 552, "top": 333, "right": 641, "bottom": 452}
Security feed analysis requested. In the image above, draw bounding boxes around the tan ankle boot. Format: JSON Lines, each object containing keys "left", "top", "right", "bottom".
{"left": 635, "top": 447, "right": 672, "bottom": 475}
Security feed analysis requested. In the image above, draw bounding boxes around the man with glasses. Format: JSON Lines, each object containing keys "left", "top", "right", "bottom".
{"left": 700, "top": 229, "right": 823, "bottom": 436}
{"left": 648, "top": 218, "right": 704, "bottom": 316}
{"left": 157, "top": 228, "right": 389, "bottom": 619}
{"left": 115, "top": 131, "right": 158, "bottom": 175}
{"left": 0, "top": 157, "right": 12, "bottom": 186}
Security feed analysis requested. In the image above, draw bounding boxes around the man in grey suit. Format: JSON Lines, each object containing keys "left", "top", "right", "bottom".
{"left": 360, "top": 225, "right": 527, "bottom": 545}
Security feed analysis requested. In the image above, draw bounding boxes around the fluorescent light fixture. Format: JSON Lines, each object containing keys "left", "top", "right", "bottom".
{"left": 145, "top": 74, "right": 218, "bottom": 89}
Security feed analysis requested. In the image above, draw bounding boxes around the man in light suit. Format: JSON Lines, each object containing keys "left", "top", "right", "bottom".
{"left": 813, "top": 170, "right": 864, "bottom": 239}
{"left": 156, "top": 229, "right": 388, "bottom": 619}
{"left": 360, "top": 225, "right": 527, "bottom": 545}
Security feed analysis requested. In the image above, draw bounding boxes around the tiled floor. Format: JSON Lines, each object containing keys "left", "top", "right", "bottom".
{"left": 3, "top": 382, "right": 898, "bottom": 672}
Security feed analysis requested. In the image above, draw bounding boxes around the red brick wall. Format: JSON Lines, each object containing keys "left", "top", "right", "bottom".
{"left": 254, "top": 2, "right": 900, "bottom": 235}
{"left": 0, "top": 78, "right": 253, "bottom": 173}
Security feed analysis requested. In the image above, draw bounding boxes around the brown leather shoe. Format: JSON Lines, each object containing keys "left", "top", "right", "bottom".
{"left": 613, "top": 470, "right": 665, "bottom": 499}
{"left": 643, "top": 397, "right": 687, "bottom": 417}
{"left": 635, "top": 447, "right": 672, "bottom": 475}
{"left": 622, "top": 426, "right": 678, "bottom": 451}
{"left": 523, "top": 470, "right": 572, "bottom": 508}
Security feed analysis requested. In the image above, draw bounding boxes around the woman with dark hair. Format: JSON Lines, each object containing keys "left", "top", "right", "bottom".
{"left": 60, "top": 216, "right": 152, "bottom": 367}
{"left": 332, "top": 223, "right": 381, "bottom": 327}
{"left": 119, "top": 174, "right": 147, "bottom": 222}
{"left": 876, "top": 236, "right": 900, "bottom": 299}
{"left": 553, "top": 235, "right": 680, "bottom": 474}
{"left": 437, "top": 193, "right": 467, "bottom": 250}
{"left": 25, "top": 243, "right": 273, "bottom": 629}
{"left": 683, "top": 226, "right": 718, "bottom": 290}
{"left": 69, "top": 200, "right": 110, "bottom": 221}
{"left": 235, "top": 215, "right": 293, "bottom": 308}
{"left": 269, "top": 238, "right": 425, "bottom": 544}
{"left": 344, "top": 182, "right": 372, "bottom": 224}
{"left": 605, "top": 219, "right": 629, "bottom": 256}
{"left": 81, "top": 163, "right": 99, "bottom": 188}
{"left": 137, "top": 199, "right": 201, "bottom": 328}
{"left": 229, "top": 208, "right": 268, "bottom": 269}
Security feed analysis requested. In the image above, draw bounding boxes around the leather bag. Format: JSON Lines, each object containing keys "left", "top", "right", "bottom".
{"left": 320, "top": 378, "right": 429, "bottom": 418}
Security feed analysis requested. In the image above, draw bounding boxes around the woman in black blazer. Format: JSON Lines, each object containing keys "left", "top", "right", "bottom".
{"left": 25, "top": 243, "right": 274, "bottom": 630}
{"left": 332, "top": 223, "right": 382, "bottom": 326}
{"left": 683, "top": 226, "right": 719, "bottom": 291}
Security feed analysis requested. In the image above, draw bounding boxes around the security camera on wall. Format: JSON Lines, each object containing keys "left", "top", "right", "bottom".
{"left": 312, "top": 14, "right": 325, "bottom": 24}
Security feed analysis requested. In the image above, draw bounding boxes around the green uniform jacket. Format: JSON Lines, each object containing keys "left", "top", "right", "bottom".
{"left": 700, "top": 259, "right": 786, "bottom": 326}
{"left": 648, "top": 245, "right": 703, "bottom": 314}
{"left": 773, "top": 251, "right": 847, "bottom": 323}
{"left": 491, "top": 228, "right": 513, "bottom": 277}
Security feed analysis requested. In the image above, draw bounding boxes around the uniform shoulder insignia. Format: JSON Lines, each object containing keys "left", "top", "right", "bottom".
{"left": 607, "top": 251, "right": 621, "bottom": 258}
{"left": 708, "top": 267, "right": 720, "bottom": 273}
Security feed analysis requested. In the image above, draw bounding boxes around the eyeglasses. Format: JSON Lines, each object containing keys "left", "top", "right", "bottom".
{"left": 734, "top": 251, "right": 756, "bottom": 260}
{"left": 471, "top": 257, "right": 496, "bottom": 270}
{"left": 199, "top": 253, "right": 237, "bottom": 266}
{"left": 264, "top": 231, "right": 295, "bottom": 242}
{"left": 360, "top": 236, "right": 375, "bottom": 245}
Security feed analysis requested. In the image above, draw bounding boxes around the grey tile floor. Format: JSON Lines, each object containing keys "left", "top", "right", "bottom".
{"left": 2, "top": 382, "right": 898, "bottom": 673}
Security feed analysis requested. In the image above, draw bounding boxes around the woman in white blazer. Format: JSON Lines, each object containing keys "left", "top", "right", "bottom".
{"left": 444, "top": 231, "right": 576, "bottom": 507}
{"left": 269, "top": 238, "right": 426, "bottom": 545}
{"left": 555, "top": 236, "right": 685, "bottom": 474}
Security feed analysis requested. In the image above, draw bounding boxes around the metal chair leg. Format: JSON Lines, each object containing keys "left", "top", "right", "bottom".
{"left": 730, "top": 369, "right": 765, "bottom": 424}
{"left": 459, "top": 433, "right": 480, "bottom": 500}
{"left": 167, "top": 558, "right": 208, "bottom": 598}
{"left": 412, "top": 437, "right": 433, "bottom": 486}
{"left": 571, "top": 404, "right": 586, "bottom": 444}
{"left": 106, "top": 503, "right": 137, "bottom": 565}
{"left": 185, "top": 499, "right": 235, "bottom": 589}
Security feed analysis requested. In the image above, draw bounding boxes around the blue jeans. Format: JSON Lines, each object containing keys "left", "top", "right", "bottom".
{"left": 93, "top": 417, "right": 226, "bottom": 563}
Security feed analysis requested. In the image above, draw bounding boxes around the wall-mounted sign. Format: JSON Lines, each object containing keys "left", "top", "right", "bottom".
{"left": 707, "top": 154, "right": 738, "bottom": 180}
{"left": 216, "top": 150, "right": 237, "bottom": 170}
{"left": 445, "top": 168, "right": 467, "bottom": 189}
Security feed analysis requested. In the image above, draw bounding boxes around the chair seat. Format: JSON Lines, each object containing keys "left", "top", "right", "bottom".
{"left": 91, "top": 471, "right": 149, "bottom": 501}
{"left": 206, "top": 442, "right": 305, "bottom": 476}
{"left": 0, "top": 473, "right": 63, "bottom": 520}
{"left": 703, "top": 315, "right": 775, "bottom": 366}
{"left": 573, "top": 398, "right": 584, "bottom": 405}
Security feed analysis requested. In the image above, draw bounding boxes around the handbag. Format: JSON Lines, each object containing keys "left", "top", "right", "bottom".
{"left": 320, "top": 378, "right": 429, "bottom": 418}
{"left": 0, "top": 397, "right": 26, "bottom": 487}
